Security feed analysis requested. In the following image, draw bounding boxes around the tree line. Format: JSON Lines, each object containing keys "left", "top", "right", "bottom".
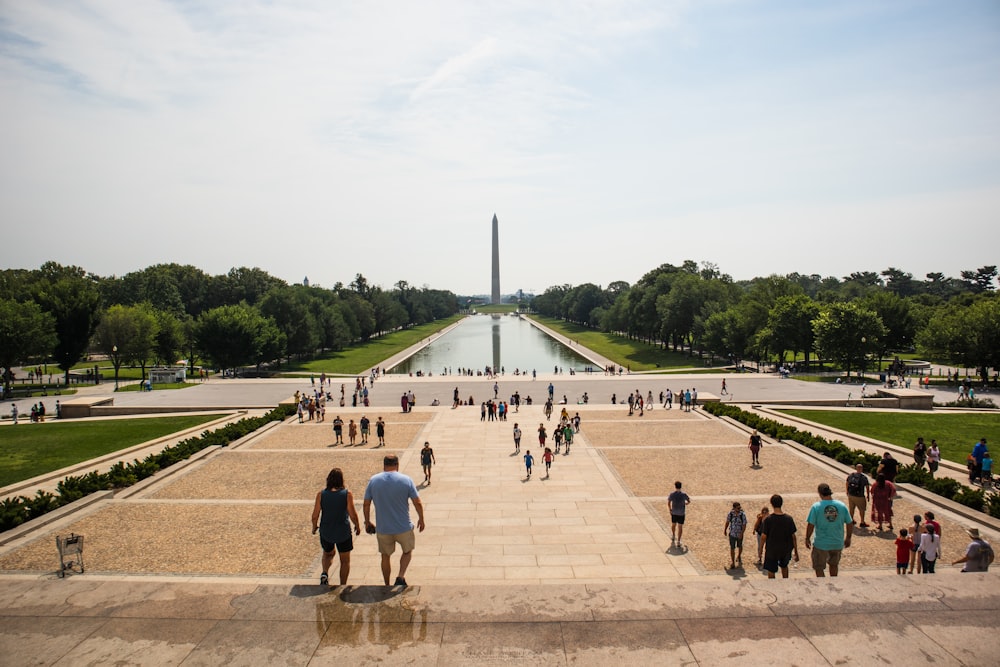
{"left": 0, "top": 262, "right": 459, "bottom": 393}
{"left": 531, "top": 262, "right": 1000, "bottom": 382}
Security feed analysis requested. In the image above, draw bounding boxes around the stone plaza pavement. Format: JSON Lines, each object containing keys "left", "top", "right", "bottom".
{"left": 3, "top": 389, "right": 1000, "bottom": 664}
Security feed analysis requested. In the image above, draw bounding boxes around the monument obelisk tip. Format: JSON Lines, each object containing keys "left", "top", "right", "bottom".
{"left": 491, "top": 214, "right": 501, "bottom": 305}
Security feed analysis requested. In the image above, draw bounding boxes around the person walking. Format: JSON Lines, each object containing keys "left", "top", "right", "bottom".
{"left": 724, "top": 502, "right": 748, "bottom": 569}
{"left": 870, "top": 473, "right": 896, "bottom": 532}
{"left": 877, "top": 452, "right": 898, "bottom": 482}
{"left": 524, "top": 450, "right": 534, "bottom": 478}
{"left": 927, "top": 440, "right": 941, "bottom": 477}
{"left": 952, "top": 528, "right": 994, "bottom": 572}
{"left": 895, "top": 529, "right": 914, "bottom": 575}
{"left": 311, "top": 468, "right": 361, "bottom": 586}
{"left": 542, "top": 447, "right": 553, "bottom": 477}
{"left": 11, "top": 403, "right": 18, "bottom": 424}
{"left": 913, "top": 437, "right": 927, "bottom": 468}
{"left": 751, "top": 506, "right": 769, "bottom": 565}
{"left": 348, "top": 419, "right": 358, "bottom": 446}
{"left": 845, "top": 464, "right": 871, "bottom": 528}
{"left": 907, "top": 514, "right": 924, "bottom": 574}
{"left": 512, "top": 423, "right": 522, "bottom": 453}
{"left": 376, "top": 417, "right": 386, "bottom": 447}
{"left": 668, "top": 481, "right": 691, "bottom": 547}
{"left": 537, "top": 423, "right": 547, "bottom": 447}
{"left": 805, "top": 483, "right": 853, "bottom": 577}
{"left": 758, "top": 494, "right": 799, "bottom": 579}
{"left": 363, "top": 455, "right": 425, "bottom": 588}
{"left": 360, "top": 415, "right": 370, "bottom": 444}
{"left": 972, "top": 438, "right": 989, "bottom": 484}
{"left": 917, "top": 524, "right": 940, "bottom": 573}
{"left": 420, "top": 442, "right": 436, "bottom": 485}
{"left": 748, "top": 430, "right": 763, "bottom": 466}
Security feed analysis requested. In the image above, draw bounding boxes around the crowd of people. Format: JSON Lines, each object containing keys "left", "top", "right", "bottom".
{"left": 304, "top": 380, "right": 995, "bottom": 588}
{"left": 7, "top": 400, "right": 58, "bottom": 423}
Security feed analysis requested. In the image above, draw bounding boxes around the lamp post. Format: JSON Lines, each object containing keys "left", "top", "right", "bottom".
{"left": 859, "top": 336, "right": 866, "bottom": 383}
{"left": 112, "top": 345, "right": 119, "bottom": 391}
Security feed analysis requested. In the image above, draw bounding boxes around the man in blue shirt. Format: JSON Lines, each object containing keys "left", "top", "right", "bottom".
{"left": 805, "top": 483, "right": 853, "bottom": 577}
{"left": 972, "top": 438, "right": 989, "bottom": 483}
{"left": 363, "top": 455, "right": 425, "bottom": 587}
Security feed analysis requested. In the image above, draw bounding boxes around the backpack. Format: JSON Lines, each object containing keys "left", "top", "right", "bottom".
{"left": 847, "top": 472, "right": 866, "bottom": 497}
{"left": 980, "top": 540, "right": 996, "bottom": 567}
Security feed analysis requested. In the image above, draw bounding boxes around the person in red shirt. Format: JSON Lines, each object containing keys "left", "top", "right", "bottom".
{"left": 895, "top": 528, "right": 914, "bottom": 574}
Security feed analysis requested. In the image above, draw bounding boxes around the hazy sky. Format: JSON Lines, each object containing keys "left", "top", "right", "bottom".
{"left": 2, "top": 1, "right": 998, "bottom": 296}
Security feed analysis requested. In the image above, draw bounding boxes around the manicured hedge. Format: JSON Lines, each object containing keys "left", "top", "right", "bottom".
{"left": 703, "top": 402, "right": 998, "bottom": 519}
{"left": 0, "top": 406, "right": 294, "bottom": 533}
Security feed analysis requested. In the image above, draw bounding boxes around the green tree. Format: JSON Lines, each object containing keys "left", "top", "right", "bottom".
{"left": 766, "top": 294, "right": 819, "bottom": 367}
{"left": 917, "top": 296, "right": 1000, "bottom": 384}
{"left": 153, "top": 310, "right": 185, "bottom": 367}
{"left": 194, "top": 304, "right": 285, "bottom": 373}
{"left": 813, "top": 303, "right": 887, "bottom": 379}
{"left": 703, "top": 307, "right": 755, "bottom": 369}
{"left": 94, "top": 304, "right": 138, "bottom": 389}
{"left": 862, "top": 291, "right": 915, "bottom": 368}
{"left": 0, "top": 299, "right": 56, "bottom": 395}
{"left": 259, "top": 286, "right": 319, "bottom": 361}
{"left": 33, "top": 266, "right": 102, "bottom": 384}
{"left": 94, "top": 304, "right": 159, "bottom": 387}
{"left": 960, "top": 266, "right": 998, "bottom": 293}
{"left": 130, "top": 304, "right": 160, "bottom": 380}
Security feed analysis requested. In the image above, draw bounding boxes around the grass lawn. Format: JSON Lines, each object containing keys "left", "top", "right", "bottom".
{"left": 528, "top": 316, "right": 726, "bottom": 372}
{"left": 0, "top": 414, "right": 225, "bottom": 488}
{"left": 284, "top": 315, "right": 465, "bottom": 375}
{"left": 116, "top": 382, "right": 194, "bottom": 392}
{"left": 780, "top": 409, "right": 998, "bottom": 466}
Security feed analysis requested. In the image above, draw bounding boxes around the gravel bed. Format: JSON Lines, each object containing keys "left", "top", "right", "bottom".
{"left": 582, "top": 420, "right": 745, "bottom": 446}
{"left": 0, "top": 503, "right": 317, "bottom": 576}
{"left": 577, "top": 409, "right": 702, "bottom": 422}
{"left": 150, "top": 451, "right": 400, "bottom": 500}
{"left": 602, "top": 446, "right": 832, "bottom": 497}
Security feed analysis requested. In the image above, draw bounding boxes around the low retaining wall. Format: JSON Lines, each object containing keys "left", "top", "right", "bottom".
{"left": 89, "top": 405, "right": 265, "bottom": 416}
{"left": 59, "top": 397, "right": 113, "bottom": 419}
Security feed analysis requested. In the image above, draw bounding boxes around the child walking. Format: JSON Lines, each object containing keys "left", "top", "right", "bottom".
{"left": 752, "top": 506, "right": 769, "bottom": 566}
{"left": 895, "top": 528, "right": 914, "bottom": 574}
{"left": 524, "top": 450, "right": 534, "bottom": 479}
{"left": 907, "top": 514, "right": 923, "bottom": 574}
{"left": 543, "top": 447, "right": 553, "bottom": 477}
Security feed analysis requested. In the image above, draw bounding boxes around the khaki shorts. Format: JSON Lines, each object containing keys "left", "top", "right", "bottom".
{"left": 847, "top": 495, "right": 867, "bottom": 519}
{"left": 811, "top": 547, "right": 842, "bottom": 571}
{"left": 377, "top": 529, "right": 416, "bottom": 555}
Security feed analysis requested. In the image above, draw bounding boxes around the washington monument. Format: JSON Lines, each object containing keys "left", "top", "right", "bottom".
{"left": 491, "top": 213, "right": 501, "bottom": 304}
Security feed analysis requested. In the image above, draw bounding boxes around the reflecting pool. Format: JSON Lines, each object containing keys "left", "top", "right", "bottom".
{"left": 390, "top": 314, "right": 593, "bottom": 374}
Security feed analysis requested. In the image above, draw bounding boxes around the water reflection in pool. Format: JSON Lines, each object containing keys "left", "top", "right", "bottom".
{"left": 389, "top": 314, "right": 593, "bottom": 375}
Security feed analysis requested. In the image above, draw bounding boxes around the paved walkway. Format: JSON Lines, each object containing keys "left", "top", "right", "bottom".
{"left": 3, "top": 335, "right": 1000, "bottom": 663}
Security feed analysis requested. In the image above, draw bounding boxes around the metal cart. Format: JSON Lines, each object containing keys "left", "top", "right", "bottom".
{"left": 56, "top": 533, "right": 84, "bottom": 577}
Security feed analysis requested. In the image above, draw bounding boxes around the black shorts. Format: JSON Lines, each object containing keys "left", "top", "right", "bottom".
{"left": 763, "top": 553, "right": 792, "bottom": 573}
{"left": 320, "top": 534, "right": 354, "bottom": 554}
{"left": 671, "top": 514, "right": 686, "bottom": 525}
